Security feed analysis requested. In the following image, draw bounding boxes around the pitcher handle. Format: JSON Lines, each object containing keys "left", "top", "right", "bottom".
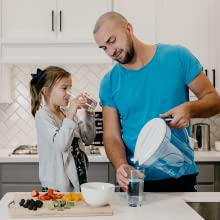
{"left": 164, "top": 118, "right": 195, "bottom": 149}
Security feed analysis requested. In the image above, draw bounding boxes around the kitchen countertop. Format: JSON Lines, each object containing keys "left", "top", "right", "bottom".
{"left": 1, "top": 147, "right": 220, "bottom": 163}
{"left": 194, "top": 149, "right": 220, "bottom": 162}
{"left": 0, "top": 147, "right": 109, "bottom": 163}
{"left": 1, "top": 191, "right": 220, "bottom": 219}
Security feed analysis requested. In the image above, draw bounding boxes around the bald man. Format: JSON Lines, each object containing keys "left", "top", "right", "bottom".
{"left": 93, "top": 12, "right": 220, "bottom": 192}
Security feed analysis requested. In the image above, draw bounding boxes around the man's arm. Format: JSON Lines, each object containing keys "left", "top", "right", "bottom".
{"left": 102, "top": 106, "right": 127, "bottom": 168}
{"left": 160, "top": 72, "right": 220, "bottom": 129}
{"left": 102, "top": 106, "right": 131, "bottom": 189}
{"left": 188, "top": 71, "right": 220, "bottom": 117}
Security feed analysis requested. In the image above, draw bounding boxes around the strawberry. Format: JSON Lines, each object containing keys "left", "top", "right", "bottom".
{"left": 31, "top": 189, "right": 39, "bottom": 197}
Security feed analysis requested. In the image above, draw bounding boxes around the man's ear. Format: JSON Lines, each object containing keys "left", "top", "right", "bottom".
{"left": 41, "top": 86, "right": 49, "bottom": 96}
{"left": 126, "top": 22, "right": 133, "bottom": 33}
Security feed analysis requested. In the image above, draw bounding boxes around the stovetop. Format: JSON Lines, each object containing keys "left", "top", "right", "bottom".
{"left": 12, "top": 145, "right": 38, "bottom": 155}
{"left": 11, "top": 145, "right": 101, "bottom": 156}
{"left": 85, "top": 145, "right": 101, "bottom": 156}
{"left": 10, "top": 144, "right": 102, "bottom": 156}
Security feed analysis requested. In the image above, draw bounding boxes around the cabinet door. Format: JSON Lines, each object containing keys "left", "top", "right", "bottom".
{"left": 87, "top": 163, "right": 109, "bottom": 182}
{"left": 0, "top": 163, "right": 40, "bottom": 183}
{"left": 1, "top": 184, "right": 42, "bottom": 198}
{"left": 2, "top": 0, "right": 56, "bottom": 40}
{"left": 159, "top": 0, "right": 215, "bottom": 98}
{"left": 159, "top": 0, "right": 211, "bottom": 69}
{"left": 196, "top": 184, "right": 215, "bottom": 192}
{"left": 113, "top": 0, "right": 157, "bottom": 44}
{"left": 57, "top": 0, "right": 112, "bottom": 42}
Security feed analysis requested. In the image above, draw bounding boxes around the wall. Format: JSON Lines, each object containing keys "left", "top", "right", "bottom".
{"left": 0, "top": 64, "right": 219, "bottom": 149}
{"left": 0, "top": 64, "right": 112, "bottom": 149}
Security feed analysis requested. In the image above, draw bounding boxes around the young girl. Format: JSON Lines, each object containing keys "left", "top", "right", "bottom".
{"left": 30, "top": 66, "right": 96, "bottom": 192}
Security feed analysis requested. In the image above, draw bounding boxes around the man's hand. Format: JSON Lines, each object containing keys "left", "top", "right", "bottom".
{"left": 116, "top": 164, "right": 134, "bottom": 191}
{"left": 160, "top": 102, "right": 191, "bottom": 129}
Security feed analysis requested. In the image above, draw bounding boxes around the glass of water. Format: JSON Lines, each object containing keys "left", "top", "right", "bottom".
{"left": 127, "top": 167, "right": 144, "bottom": 207}
{"left": 67, "top": 91, "right": 97, "bottom": 112}
{"left": 81, "top": 92, "right": 97, "bottom": 112}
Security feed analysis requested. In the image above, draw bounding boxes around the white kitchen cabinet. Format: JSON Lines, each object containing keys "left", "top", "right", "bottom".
{"left": 2, "top": 0, "right": 56, "bottom": 41}
{"left": 113, "top": 0, "right": 157, "bottom": 44}
{"left": 2, "top": 0, "right": 112, "bottom": 43}
{"left": 0, "top": 0, "right": 112, "bottom": 102}
{"left": 158, "top": 0, "right": 211, "bottom": 70}
{"left": 57, "top": 0, "right": 112, "bottom": 42}
{"left": 113, "top": 0, "right": 212, "bottom": 69}
{"left": 0, "top": 0, "right": 112, "bottom": 64}
{"left": 158, "top": 0, "right": 216, "bottom": 98}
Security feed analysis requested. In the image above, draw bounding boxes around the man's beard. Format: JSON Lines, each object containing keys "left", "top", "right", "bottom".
{"left": 116, "top": 42, "right": 135, "bottom": 64}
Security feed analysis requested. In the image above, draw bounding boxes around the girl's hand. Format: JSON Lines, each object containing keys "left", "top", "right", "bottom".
{"left": 66, "top": 95, "right": 87, "bottom": 119}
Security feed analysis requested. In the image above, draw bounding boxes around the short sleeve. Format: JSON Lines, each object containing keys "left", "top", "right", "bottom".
{"left": 99, "top": 73, "right": 116, "bottom": 108}
{"left": 177, "top": 45, "right": 203, "bottom": 85}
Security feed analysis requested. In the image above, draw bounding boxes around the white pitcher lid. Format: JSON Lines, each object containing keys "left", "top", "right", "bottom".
{"left": 133, "top": 118, "right": 167, "bottom": 165}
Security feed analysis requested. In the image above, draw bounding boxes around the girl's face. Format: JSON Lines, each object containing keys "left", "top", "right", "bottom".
{"left": 48, "top": 76, "right": 72, "bottom": 107}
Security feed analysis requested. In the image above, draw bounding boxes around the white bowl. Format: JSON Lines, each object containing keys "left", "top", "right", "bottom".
{"left": 81, "top": 182, "right": 115, "bottom": 207}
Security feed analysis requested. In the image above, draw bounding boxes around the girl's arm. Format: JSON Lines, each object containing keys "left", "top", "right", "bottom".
{"left": 35, "top": 109, "right": 78, "bottom": 152}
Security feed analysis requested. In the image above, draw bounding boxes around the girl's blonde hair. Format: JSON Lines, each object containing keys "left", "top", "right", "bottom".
{"left": 30, "top": 66, "right": 71, "bottom": 117}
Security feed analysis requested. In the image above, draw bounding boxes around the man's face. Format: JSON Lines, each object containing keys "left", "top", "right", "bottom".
{"left": 94, "top": 21, "right": 135, "bottom": 64}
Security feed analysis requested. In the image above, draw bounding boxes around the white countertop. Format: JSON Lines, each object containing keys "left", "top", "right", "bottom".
{"left": 2, "top": 191, "right": 220, "bottom": 220}
{"left": 0, "top": 147, "right": 109, "bottom": 163}
{"left": 1, "top": 147, "right": 220, "bottom": 163}
{"left": 194, "top": 149, "right": 220, "bottom": 162}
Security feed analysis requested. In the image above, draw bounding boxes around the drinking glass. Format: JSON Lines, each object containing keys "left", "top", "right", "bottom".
{"left": 81, "top": 92, "right": 97, "bottom": 112}
{"left": 127, "top": 167, "right": 144, "bottom": 207}
{"left": 67, "top": 91, "right": 97, "bottom": 112}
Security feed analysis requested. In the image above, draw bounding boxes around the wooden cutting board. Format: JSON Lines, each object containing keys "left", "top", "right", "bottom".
{"left": 8, "top": 193, "right": 113, "bottom": 218}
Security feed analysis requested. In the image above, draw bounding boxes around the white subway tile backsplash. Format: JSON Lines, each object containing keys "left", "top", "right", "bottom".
{"left": 5, "top": 102, "right": 19, "bottom": 117}
{"left": 0, "top": 64, "right": 112, "bottom": 149}
{"left": 17, "top": 83, "right": 30, "bottom": 98}
{"left": 17, "top": 96, "right": 30, "bottom": 110}
{"left": 0, "top": 110, "right": 9, "bottom": 122}
{"left": 0, "top": 63, "right": 219, "bottom": 150}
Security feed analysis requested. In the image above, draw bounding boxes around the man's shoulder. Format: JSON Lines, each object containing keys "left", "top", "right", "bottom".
{"left": 158, "top": 43, "right": 181, "bottom": 50}
{"left": 101, "top": 63, "right": 121, "bottom": 82}
{"left": 158, "top": 43, "right": 188, "bottom": 54}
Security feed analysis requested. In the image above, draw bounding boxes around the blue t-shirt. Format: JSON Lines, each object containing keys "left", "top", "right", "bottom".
{"left": 99, "top": 44, "right": 202, "bottom": 180}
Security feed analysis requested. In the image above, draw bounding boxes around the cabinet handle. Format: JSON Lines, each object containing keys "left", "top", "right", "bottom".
{"left": 52, "top": 10, "right": 54, "bottom": 32}
{"left": 204, "top": 69, "right": 208, "bottom": 77}
{"left": 212, "top": 69, "right": 216, "bottom": 88}
{"left": 59, "top": 10, "right": 62, "bottom": 32}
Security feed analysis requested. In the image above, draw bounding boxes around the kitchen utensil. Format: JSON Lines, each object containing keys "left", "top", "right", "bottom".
{"left": 81, "top": 182, "right": 115, "bottom": 207}
{"left": 133, "top": 118, "right": 194, "bottom": 179}
{"left": 8, "top": 193, "right": 113, "bottom": 217}
{"left": 192, "top": 123, "right": 210, "bottom": 151}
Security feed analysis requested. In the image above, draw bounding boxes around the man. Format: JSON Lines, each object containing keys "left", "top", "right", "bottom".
{"left": 93, "top": 12, "right": 220, "bottom": 192}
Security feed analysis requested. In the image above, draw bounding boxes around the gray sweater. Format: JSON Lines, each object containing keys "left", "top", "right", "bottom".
{"left": 35, "top": 106, "right": 96, "bottom": 192}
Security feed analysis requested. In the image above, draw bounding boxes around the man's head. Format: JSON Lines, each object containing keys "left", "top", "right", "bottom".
{"left": 93, "top": 12, "right": 135, "bottom": 64}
